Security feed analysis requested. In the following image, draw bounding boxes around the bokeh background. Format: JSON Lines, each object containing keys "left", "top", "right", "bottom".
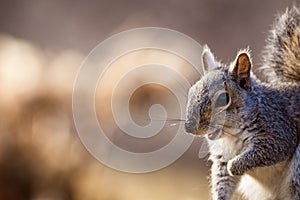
{"left": 0, "top": 0, "right": 296, "bottom": 199}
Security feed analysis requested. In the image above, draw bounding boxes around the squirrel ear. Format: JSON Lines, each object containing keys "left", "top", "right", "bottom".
{"left": 230, "top": 52, "right": 252, "bottom": 91}
{"left": 202, "top": 45, "right": 218, "bottom": 74}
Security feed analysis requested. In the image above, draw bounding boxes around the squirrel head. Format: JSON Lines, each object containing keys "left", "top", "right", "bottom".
{"left": 185, "top": 46, "right": 253, "bottom": 140}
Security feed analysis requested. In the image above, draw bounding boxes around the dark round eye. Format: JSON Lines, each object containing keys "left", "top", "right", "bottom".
{"left": 215, "top": 92, "right": 230, "bottom": 108}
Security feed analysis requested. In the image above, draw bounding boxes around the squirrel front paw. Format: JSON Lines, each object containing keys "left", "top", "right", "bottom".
{"left": 227, "top": 158, "right": 244, "bottom": 176}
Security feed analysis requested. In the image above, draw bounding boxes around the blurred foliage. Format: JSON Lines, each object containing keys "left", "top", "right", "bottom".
{"left": 0, "top": 34, "right": 210, "bottom": 200}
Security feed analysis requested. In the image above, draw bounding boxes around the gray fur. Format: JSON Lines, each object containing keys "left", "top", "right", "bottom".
{"left": 261, "top": 6, "right": 300, "bottom": 83}
{"left": 185, "top": 6, "right": 300, "bottom": 200}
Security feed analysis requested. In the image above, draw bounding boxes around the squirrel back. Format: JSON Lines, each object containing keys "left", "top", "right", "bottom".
{"left": 261, "top": 6, "right": 300, "bottom": 83}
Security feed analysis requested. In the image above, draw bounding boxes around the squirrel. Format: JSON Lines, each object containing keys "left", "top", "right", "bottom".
{"left": 185, "top": 6, "right": 300, "bottom": 200}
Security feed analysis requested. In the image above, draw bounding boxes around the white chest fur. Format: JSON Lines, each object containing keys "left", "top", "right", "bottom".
{"left": 206, "top": 133, "right": 291, "bottom": 200}
{"left": 206, "top": 134, "right": 243, "bottom": 162}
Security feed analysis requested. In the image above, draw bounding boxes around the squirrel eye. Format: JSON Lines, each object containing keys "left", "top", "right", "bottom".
{"left": 215, "top": 92, "right": 230, "bottom": 108}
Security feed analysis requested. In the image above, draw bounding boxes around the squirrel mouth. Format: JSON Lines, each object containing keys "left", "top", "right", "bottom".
{"left": 193, "top": 127, "right": 222, "bottom": 140}
{"left": 207, "top": 129, "right": 222, "bottom": 140}
{"left": 193, "top": 123, "right": 223, "bottom": 140}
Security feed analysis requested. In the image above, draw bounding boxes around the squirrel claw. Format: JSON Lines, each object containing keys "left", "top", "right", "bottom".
{"left": 227, "top": 159, "right": 235, "bottom": 176}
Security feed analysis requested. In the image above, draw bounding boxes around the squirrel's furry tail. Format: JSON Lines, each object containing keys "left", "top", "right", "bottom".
{"left": 261, "top": 6, "right": 300, "bottom": 83}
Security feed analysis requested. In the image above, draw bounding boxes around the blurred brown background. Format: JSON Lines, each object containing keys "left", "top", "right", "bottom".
{"left": 0, "top": 0, "right": 296, "bottom": 200}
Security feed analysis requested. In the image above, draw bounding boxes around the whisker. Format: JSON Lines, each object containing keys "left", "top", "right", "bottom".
{"left": 169, "top": 123, "right": 178, "bottom": 127}
{"left": 141, "top": 117, "right": 186, "bottom": 122}
{"left": 165, "top": 119, "right": 186, "bottom": 122}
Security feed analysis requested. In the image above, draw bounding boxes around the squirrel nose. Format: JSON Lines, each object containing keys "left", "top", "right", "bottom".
{"left": 184, "top": 120, "right": 198, "bottom": 133}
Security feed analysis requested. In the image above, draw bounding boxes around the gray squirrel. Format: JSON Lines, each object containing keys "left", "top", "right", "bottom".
{"left": 185, "top": 6, "right": 300, "bottom": 200}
